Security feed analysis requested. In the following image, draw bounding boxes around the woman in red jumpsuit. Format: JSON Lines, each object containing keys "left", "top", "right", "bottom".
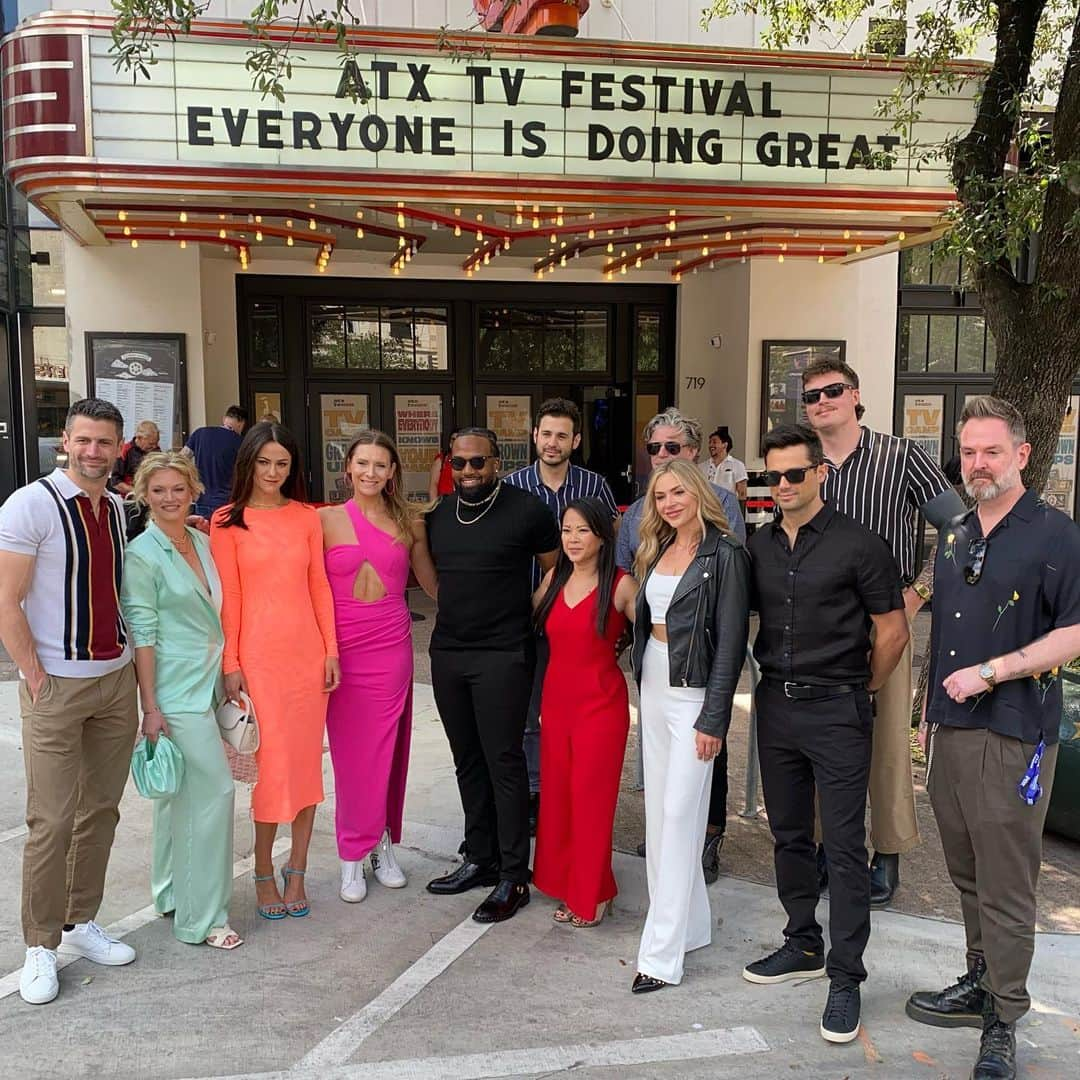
{"left": 532, "top": 498, "right": 637, "bottom": 927}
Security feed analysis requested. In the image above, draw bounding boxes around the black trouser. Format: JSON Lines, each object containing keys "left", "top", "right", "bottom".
{"left": 756, "top": 681, "right": 874, "bottom": 988}
{"left": 708, "top": 741, "right": 728, "bottom": 830}
{"left": 430, "top": 646, "right": 534, "bottom": 884}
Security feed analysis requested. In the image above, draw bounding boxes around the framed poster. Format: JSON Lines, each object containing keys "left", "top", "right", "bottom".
{"left": 394, "top": 393, "right": 442, "bottom": 503}
{"left": 86, "top": 332, "right": 187, "bottom": 448}
{"left": 252, "top": 390, "right": 283, "bottom": 424}
{"left": 485, "top": 394, "right": 533, "bottom": 473}
{"left": 760, "top": 340, "right": 846, "bottom": 437}
{"left": 319, "top": 393, "right": 370, "bottom": 504}
{"left": 901, "top": 393, "right": 945, "bottom": 464}
{"left": 1043, "top": 396, "right": 1080, "bottom": 517}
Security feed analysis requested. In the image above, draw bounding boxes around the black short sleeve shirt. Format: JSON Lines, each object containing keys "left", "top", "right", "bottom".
{"left": 747, "top": 504, "right": 904, "bottom": 685}
{"left": 927, "top": 488, "right": 1080, "bottom": 744}
{"left": 426, "top": 483, "right": 560, "bottom": 651}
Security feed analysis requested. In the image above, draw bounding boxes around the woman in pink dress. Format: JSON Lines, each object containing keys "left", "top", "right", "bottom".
{"left": 319, "top": 430, "right": 437, "bottom": 902}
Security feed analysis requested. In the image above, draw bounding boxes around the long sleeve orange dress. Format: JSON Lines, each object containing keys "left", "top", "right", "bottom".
{"left": 210, "top": 502, "right": 338, "bottom": 823}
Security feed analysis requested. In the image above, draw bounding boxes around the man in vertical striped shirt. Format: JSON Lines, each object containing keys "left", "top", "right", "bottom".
{"left": 504, "top": 398, "right": 620, "bottom": 832}
{"left": 802, "top": 358, "right": 965, "bottom": 907}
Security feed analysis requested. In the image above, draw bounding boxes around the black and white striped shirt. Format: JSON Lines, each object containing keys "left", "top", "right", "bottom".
{"left": 821, "top": 427, "right": 958, "bottom": 584}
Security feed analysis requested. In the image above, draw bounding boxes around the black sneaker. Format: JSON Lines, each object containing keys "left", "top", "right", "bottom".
{"left": 742, "top": 939, "right": 826, "bottom": 984}
{"left": 973, "top": 1011, "right": 1016, "bottom": 1079}
{"left": 905, "top": 957, "right": 988, "bottom": 1028}
{"left": 820, "top": 982, "right": 861, "bottom": 1043}
{"left": 702, "top": 832, "right": 724, "bottom": 885}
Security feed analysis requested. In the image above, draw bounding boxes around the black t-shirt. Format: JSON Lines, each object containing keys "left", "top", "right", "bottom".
{"left": 427, "top": 484, "right": 560, "bottom": 651}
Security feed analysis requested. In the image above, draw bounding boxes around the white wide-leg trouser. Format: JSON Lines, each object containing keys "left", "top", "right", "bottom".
{"left": 636, "top": 636, "right": 714, "bottom": 985}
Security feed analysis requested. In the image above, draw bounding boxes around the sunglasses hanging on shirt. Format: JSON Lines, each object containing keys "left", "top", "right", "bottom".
{"left": 963, "top": 538, "right": 988, "bottom": 585}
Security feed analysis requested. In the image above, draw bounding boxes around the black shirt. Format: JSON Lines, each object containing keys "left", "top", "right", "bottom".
{"left": 927, "top": 488, "right": 1080, "bottom": 745}
{"left": 426, "top": 483, "right": 560, "bottom": 651}
{"left": 748, "top": 503, "right": 903, "bottom": 685}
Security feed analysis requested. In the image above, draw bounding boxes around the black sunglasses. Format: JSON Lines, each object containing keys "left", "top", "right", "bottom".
{"left": 801, "top": 382, "right": 854, "bottom": 405}
{"left": 964, "top": 538, "right": 988, "bottom": 585}
{"left": 646, "top": 440, "right": 684, "bottom": 457}
{"left": 764, "top": 467, "right": 814, "bottom": 486}
{"left": 450, "top": 455, "right": 495, "bottom": 470}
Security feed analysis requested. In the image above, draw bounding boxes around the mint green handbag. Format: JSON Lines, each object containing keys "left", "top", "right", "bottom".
{"left": 131, "top": 735, "right": 184, "bottom": 800}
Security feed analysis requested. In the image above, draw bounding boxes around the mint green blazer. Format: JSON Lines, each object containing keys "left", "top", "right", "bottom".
{"left": 120, "top": 522, "right": 225, "bottom": 716}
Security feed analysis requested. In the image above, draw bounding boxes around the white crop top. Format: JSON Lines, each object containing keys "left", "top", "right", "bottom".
{"left": 645, "top": 571, "right": 681, "bottom": 624}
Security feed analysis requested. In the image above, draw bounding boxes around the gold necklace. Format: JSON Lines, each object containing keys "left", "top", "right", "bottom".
{"left": 248, "top": 499, "right": 287, "bottom": 509}
{"left": 455, "top": 482, "right": 502, "bottom": 525}
{"left": 161, "top": 529, "right": 191, "bottom": 553}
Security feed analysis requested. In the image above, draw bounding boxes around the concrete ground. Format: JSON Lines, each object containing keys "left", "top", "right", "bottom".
{"left": 0, "top": 677, "right": 1079, "bottom": 1080}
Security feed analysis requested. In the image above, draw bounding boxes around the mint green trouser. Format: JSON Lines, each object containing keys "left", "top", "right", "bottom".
{"left": 152, "top": 709, "right": 235, "bottom": 943}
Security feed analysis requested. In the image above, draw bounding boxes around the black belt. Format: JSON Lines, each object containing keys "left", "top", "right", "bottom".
{"left": 764, "top": 679, "right": 865, "bottom": 701}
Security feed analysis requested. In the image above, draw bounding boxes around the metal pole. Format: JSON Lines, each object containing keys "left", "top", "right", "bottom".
{"left": 740, "top": 644, "right": 762, "bottom": 818}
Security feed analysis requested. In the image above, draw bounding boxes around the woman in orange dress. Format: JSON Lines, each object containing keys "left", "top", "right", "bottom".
{"left": 210, "top": 422, "right": 339, "bottom": 920}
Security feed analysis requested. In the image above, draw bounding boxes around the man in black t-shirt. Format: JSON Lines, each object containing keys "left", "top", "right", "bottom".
{"left": 425, "top": 427, "right": 559, "bottom": 923}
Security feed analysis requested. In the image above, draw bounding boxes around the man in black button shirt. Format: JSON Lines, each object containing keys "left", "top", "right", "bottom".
{"left": 906, "top": 397, "right": 1080, "bottom": 1080}
{"left": 743, "top": 424, "right": 908, "bottom": 1045}
{"left": 424, "top": 428, "right": 559, "bottom": 923}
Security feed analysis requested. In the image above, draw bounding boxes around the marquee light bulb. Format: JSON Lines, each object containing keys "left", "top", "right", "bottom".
{"left": 130, "top": 239, "right": 138, "bottom": 248}
{"left": 855, "top": 244, "right": 863, "bottom": 253}
{"left": 606, "top": 242, "right": 613, "bottom": 253}
{"left": 356, "top": 210, "right": 364, "bottom": 220}
{"left": 818, "top": 254, "right": 825, "bottom": 263}
{"left": 123, "top": 225, "right": 131, "bottom": 236}
{"left": 255, "top": 215, "right": 262, "bottom": 224}
{"left": 503, "top": 239, "right": 511, "bottom": 251}
{"left": 255, "top": 230, "right": 263, "bottom": 242}
{"left": 179, "top": 239, "right": 186, "bottom": 249}
{"left": 778, "top": 254, "right": 785, "bottom": 263}
{"left": 454, "top": 207, "right": 461, "bottom": 216}
{"left": 516, "top": 212, "right": 523, "bottom": 224}
{"left": 898, "top": 230, "right": 906, "bottom": 240}
{"left": 356, "top": 227, "right": 364, "bottom": 239}
{"left": 674, "top": 271, "right": 681, "bottom": 282}
{"left": 286, "top": 236, "right": 294, "bottom": 247}
{"left": 218, "top": 228, "right": 227, "bottom": 239}
{"left": 665, "top": 237, "right": 671, "bottom": 247}
{"left": 556, "top": 215, "right": 564, "bottom": 227}
{"left": 725, "top": 231, "right": 731, "bottom": 241}
{"left": 454, "top": 224, "right": 462, "bottom": 237}
{"left": 308, "top": 219, "right": 317, "bottom": 231}
{"left": 285, "top": 219, "right": 293, "bottom": 228}
{"left": 702, "top": 247, "right": 709, "bottom": 256}
{"left": 118, "top": 210, "right": 127, "bottom": 221}
{"left": 397, "top": 212, "right": 405, "bottom": 228}
{"left": 178, "top": 211, "right": 187, "bottom": 223}
{"left": 843, "top": 229, "right": 851, "bottom": 239}
{"left": 588, "top": 229, "right": 595, "bottom": 240}
{"left": 398, "top": 235, "right": 406, "bottom": 248}
{"left": 550, "top": 233, "right": 558, "bottom": 244}
{"left": 477, "top": 230, "right": 484, "bottom": 243}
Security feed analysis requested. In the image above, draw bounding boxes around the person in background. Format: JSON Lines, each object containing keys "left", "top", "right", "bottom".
{"left": 185, "top": 405, "right": 249, "bottom": 519}
{"left": 505, "top": 398, "right": 620, "bottom": 836}
{"left": 701, "top": 427, "right": 748, "bottom": 515}
{"left": 0, "top": 398, "right": 137, "bottom": 1006}
{"left": 210, "top": 422, "right": 339, "bottom": 921}
{"left": 120, "top": 452, "right": 240, "bottom": 951}
{"left": 629, "top": 460, "right": 749, "bottom": 993}
{"left": 111, "top": 420, "right": 160, "bottom": 496}
{"left": 319, "top": 430, "right": 438, "bottom": 903}
{"left": 531, "top": 498, "right": 636, "bottom": 928}
{"left": 616, "top": 408, "right": 744, "bottom": 883}
{"left": 428, "top": 429, "right": 460, "bottom": 502}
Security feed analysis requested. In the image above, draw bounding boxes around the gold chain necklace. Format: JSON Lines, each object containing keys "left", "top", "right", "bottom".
{"left": 455, "top": 482, "right": 502, "bottom": 525}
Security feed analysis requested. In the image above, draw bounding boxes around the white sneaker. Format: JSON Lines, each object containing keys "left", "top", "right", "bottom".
{"left": 58, "top": 921, "right": 135, "bottom": 966}
{"left": 370, "top": 831, "right": 407, "bottom": 888}
{"left": 19, "top": 946, "right": 59, "bottom": 1005}
{"left": 340, "top": 859, "right": 367, "bottom": 902}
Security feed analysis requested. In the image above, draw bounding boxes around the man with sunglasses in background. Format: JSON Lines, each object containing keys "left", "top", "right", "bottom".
{"left": 745, "top": 424, "right": 908, "bottom": 1045}
{"left": 615, "top": 408, "right": 744, "bottom": 882}
{"left": 905, "top": 396, "right": 1080, "bottom": 1080}
{"left": 425, "top": 428, "right": 560, "bottom": 923}
{"left": 802, "top": 358, "right": 965, "bottom": 906}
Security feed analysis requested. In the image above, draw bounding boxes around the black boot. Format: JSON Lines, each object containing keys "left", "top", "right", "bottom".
{"left": 869, "top": 851, "right": 899, "bottom": 907}
{"left": 972, "top": 1010, "right": 1016, "bottom": 1079}
{"left": 905, "top": 956, "right": 988, "bottom": 1028}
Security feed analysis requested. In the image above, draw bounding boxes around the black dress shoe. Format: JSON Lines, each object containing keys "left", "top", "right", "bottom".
{"left": 631, "top": 972, "right": 667, "bottom": 994}
{"left": 528, "top": 792, "right": 540, "bottom": 837}
{"left": 972, "top": 1012, "right": 1016, "bottom": 1079}
{"left": 635, "top": 840, "right": 646, "bottom": 858}
{"left": 905, "top": 956, "right": 988, "bottom": 1028}
{"left": 816, "top": 844, "right": 829, "bottom": 896}
{"left": 869, "top": 851, "right": 900, "bottom": 908}
{"left": 473, "top": 880, "right": 530, "bottom": 923}
{"left": 426, "top": 861, "right": 501, "bottom": 895}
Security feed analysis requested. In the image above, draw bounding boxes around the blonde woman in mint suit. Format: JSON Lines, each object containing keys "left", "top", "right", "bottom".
{"left": 120, "top": 451, "right": 241, "bottom": 949}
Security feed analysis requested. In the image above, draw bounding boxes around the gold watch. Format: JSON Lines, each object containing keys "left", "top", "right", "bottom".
{"left": 978, "top": 661, "right": 997, "bottom": 689}
{"left": 913, "top": 581, "right": 932, "bottom": 602}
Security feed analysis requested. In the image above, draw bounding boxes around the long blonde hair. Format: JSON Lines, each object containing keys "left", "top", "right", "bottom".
{"left": 634, "top": 459, "right": 731, "bottom": 581}
{"left": 345, "top": 429, "right": 421, "bottom": 543}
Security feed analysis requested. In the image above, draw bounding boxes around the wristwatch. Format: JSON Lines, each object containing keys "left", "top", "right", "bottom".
{"left": 913, "top": 581, "right": 932, "bottom": 602}
{"left": 978, "top": 661, "right": 997, "bottom": 689}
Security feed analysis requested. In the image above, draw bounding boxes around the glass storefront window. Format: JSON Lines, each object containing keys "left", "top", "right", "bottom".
{"left": 414, "top": 308, "right": 449, "bottom": 371}
{"left": 898, "top": 314, "right": 928, "bottom": 372}
{"left": 380, "top": 306, "right": 415, "bottom": 370}
{"left": 957, "top": 315, "right": 987, "bottom": 373}
{"left": 311, "top": 304, "right": 347, "bottom": 368}
{"left": 248, "top": 300, "right": 282, "bottom": 369}
{"left": 33, "top": 324, "right": 70, "bottom": 475}
{"left": 579, "top": 309, "right": 609, "bottom": 371}
{"left": 344, "top": 307, "right": 381, "bottom": 369}
{"left": 930, "top": 248, "right": 961, "bottom": 286}
{"left": 29, "top": 229, "right": 66, "bottom": 307}
{"left": 635, "top": 309, "right": 661, "bottom": 372}
{"left": 478, "top": 308, "right": 512, "bottom": 371}
{"left": 927, "top": 314, "right": 957, "bottom": 372}
{"left": 310, "top": 305, "right": 449, "bottom": 371}
{"left": 476, "top": 307, "right": 609, "bottom": 373}
{"left": 900, "top": 246, "right": 930, "bottom": 286}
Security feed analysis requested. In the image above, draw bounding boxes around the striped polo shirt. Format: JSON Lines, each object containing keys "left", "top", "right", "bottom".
{"left": 0, "top": 469, "right": 130, "bottom": 677}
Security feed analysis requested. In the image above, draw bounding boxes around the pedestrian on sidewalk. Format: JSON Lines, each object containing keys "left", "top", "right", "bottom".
{"left": 742, "top": 423, "right": 908, "bottom": 1044}
{"left": 629, "top": 460, "right": 750, "bottom": 994}
{"left": 210, "top": 422, "right": 339, "bottom": 921}
{"left": 424, "top": 428, "right": 559, "bottom": 923}
{"left": 531, "top": 498, "right": 636, "bottom": 928}
{"left": 120, "top": 452, "right": 240, "bottom": 951}
{"left": 184, "top": 405, "right": 248, "bottom": 519}
{"left": 802, "top": 357, "right": 964, "bottom": 906}
{"left": 318, "top": 430, "right": 438, "bottom": 904}
{"left": 906, "top": 396, "right": 1080, "bottom": 1080}
{"left": 0, "top": 398, "right": 139, "bottom": 1005}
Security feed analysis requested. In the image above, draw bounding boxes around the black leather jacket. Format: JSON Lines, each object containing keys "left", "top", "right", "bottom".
{"left": 631, "top": 524, "right": 751, "bottom": 738}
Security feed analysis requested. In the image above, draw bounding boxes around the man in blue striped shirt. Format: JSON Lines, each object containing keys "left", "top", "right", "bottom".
{"left": 504, "top": 398, "right": 620, "bottom": 831}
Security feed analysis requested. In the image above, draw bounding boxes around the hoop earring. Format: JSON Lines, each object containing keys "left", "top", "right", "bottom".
{"left": 386, "top": 477, "right": 395, "bottom": 495}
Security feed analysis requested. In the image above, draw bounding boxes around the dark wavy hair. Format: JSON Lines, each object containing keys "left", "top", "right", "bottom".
{"left": 219, "top": 421, "right": 305, "bottom": 529}
{"left": 534, "top": 498, "right": 617, "bottom": 639}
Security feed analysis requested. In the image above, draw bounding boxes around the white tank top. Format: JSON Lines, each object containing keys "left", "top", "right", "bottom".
{"left": 645, "top": 571, "right": 681, "bottom": 625}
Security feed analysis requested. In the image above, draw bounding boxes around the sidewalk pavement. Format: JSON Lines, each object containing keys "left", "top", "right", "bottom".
{"left": 0, "top": 681, "right": 1078, "bottom": 1080}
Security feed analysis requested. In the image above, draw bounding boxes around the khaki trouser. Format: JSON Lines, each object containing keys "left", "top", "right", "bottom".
{"left": 928, "top": 725, "right": 1058, "bottom": 1023}
{"left": 19, "top": 664, "right": 138, "bottom": 949}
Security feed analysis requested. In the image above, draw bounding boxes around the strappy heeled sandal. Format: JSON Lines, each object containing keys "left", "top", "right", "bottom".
{"left": 552, "top": 903, "right": 572, "bottom": 924}
{"left": 205, "top": 925, "right": 244, "bottom": 950}
{"left": 571, "top": 900, "right": 611, "bottom": 928}
{"left": 253, "top": 872, "right": 287, "bottom": 920}
{"left": 280, "top": 866, "right": 310, "bottom": 917}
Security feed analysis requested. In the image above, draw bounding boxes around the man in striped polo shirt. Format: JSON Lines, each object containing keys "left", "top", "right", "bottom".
{"left": 0, "top": 398, "right": 138, "bottom": 1005}
{"left": 802, "top": 359, "right": 965, "bottom": 906}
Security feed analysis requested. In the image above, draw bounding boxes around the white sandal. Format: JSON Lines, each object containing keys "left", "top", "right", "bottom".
{"left": 205, "top": 925, "right": 243, "bottom": 950}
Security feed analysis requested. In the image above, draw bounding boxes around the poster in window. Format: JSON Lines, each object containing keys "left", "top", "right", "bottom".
{"left": 253, "top": 391, "right": 283, "bottom": 424}
{"left": 486, "top": 395, "right": 532, "bottom": 473}
{"left": 760, "top": 341, "right": 845, "bottom": 436}
{"left": 1043, "top": 396, "right": 1079, "bottom": 517}
{"left": 320, "top": 394, "right": 369, "bottom": 504}
{"left": 901, "top": 394, "right": 945, "bottom": 465}
{"left": 394, "top": 394, "right": 442, "bottom": 503}
{"left": 87, "top": 333, "right": 186, "bottom": 449}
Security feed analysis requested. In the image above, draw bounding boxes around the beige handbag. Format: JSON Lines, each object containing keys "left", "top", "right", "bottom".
{"left": 216, "top": 691, "right": 260, "bottom": 755}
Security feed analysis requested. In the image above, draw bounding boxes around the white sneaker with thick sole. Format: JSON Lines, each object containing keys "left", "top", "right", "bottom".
{"left": 19, "top": 946, "right": 59, "bottom": 1004}
{"left": 370, "top": 831, "right": 407, "bottom": 888}
{"left": 340, "top": 859, "right": 367, "bottom": 902}
{"left": 58, "top": 921, "right": 135, "bottom": 966}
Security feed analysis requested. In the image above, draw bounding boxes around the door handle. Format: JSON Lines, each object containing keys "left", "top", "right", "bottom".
{"left": 622, "top": 464, "right": 633, "bottom": 483}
